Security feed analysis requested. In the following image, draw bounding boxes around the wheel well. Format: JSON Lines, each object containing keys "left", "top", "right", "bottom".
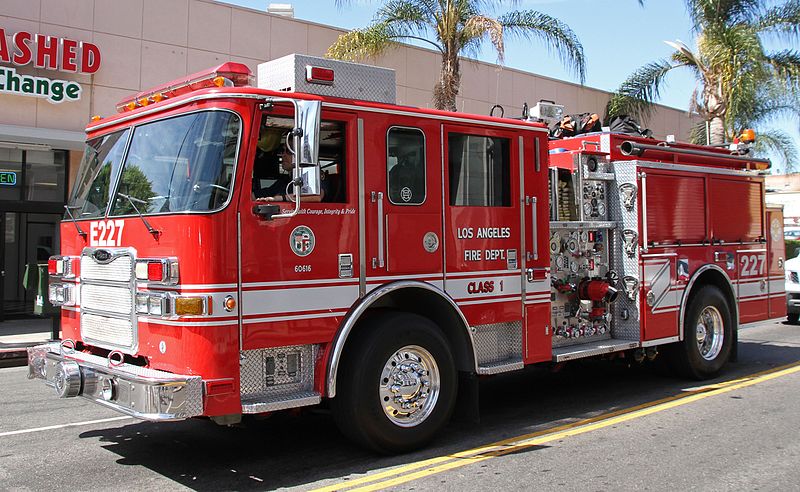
{"left": 328, "top": 284, "right": 476, "bottom": 397}
{"left": 355, "top": 287, "right": 475, "bottom": 372}
{"left": 681, "top": 267, "right": 738, "bottom": 338}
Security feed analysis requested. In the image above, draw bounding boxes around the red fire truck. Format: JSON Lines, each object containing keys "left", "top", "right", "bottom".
{"left": 28, "top": 54, "right": 786, "bottom": 453}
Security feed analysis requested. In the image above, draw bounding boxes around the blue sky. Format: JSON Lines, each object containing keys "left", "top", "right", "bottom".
{"left": 224, "top": 0, "right": 798, "bottom": 173}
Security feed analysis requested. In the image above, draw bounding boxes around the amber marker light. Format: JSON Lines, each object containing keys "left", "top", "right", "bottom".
{"left": 740, "top": 128, "right": 756, "bottom": 143}
{"left": 151, "top": 93, "right": 164, "bottom": 103}
{"left": 90, "top": 115, "right": 101, "bottom": 122}
{"left": 125, "top": 101, "right": 137, "bottom": 111}
{"left": 174, "top": 296, "right": 207, "bottom": 316}
{"left": 223, "top": 295, "right": 237, "bottom": 312}
{"left": 212, "top": 76, "right": 227, "bottom": 87}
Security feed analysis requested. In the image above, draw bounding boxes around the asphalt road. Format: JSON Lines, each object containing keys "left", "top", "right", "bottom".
{"left": 2, "top": 319, "right": 799, "bottom": 491}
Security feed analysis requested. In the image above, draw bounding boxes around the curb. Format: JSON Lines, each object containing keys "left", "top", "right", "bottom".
{"left": 0, "top": 348, "right": 28, "bottom": 368}
{"left": 0, "top": 342, "right": 44, "bottom": 368}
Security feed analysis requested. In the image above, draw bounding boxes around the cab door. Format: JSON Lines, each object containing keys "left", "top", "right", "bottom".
{"left": 767, "top": 207, "right": 787, "bottom": 318}
{"left": 443, "top": 124, "right": 525, "bottom": 369}
{"left": 361, "top": 116, "right": 444, "bottom": 291}
{"left": 521, "top": 131, "right": 552, "bottom": 363}
{"left": 238, "top": 106, "right": 360, "bottom": 350}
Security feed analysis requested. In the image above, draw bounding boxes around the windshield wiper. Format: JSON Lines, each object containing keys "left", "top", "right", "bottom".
{"left": 63, "top": 205, "right": 88, "bottom": 240}
{"left": 117, "top": 193, "right": 161, "bottom": 240}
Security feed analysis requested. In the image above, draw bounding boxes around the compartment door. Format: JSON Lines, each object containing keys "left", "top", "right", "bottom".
{"left": 641, "top": 255, "right": 679, "bottom": 341}
{"left": 736, "top": 249, "right": 769, "bottom": 324}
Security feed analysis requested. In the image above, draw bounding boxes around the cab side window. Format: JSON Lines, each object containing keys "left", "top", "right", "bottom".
{"left": 387, "top": 127, "right": 425, "bottom": 205}
{"left": 319, "top": 120, "right": 347, "bottom": 203}
{"left": 252, "top": 115, "right": 347, "bottom": 203}
{"left": 448, "top": 133, "right": 510, "bottom": 207}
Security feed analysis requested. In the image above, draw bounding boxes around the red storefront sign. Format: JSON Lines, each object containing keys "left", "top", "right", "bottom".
{"left": 0, "top": 29, "right": 101, "bottom": 74}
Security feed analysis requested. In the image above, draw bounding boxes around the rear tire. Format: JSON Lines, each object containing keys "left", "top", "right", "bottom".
{"left": 788, "top": 313, "right": 799, "bottom": 325}
{"left": 667, "top": 285, "right": 733, "bottom": 380}
{"left": 331, "top": 311, "right": 457, "bottom": 454}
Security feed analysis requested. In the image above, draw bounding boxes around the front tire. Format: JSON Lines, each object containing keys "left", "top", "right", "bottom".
{"left": 331, "top": 311, "right": 457, "bottom": 454}
{"left": 788, "top": 312, "right": 799, "bottom": 325}
{"left": 667, "top": 285, "right": 734, "bottom": 380}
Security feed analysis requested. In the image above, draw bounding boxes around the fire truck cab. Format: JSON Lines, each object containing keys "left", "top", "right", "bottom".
{"left": 28, "top": 54, "right": 784, "bottom": 453}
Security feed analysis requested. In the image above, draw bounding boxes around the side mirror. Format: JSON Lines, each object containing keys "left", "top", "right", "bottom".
{"left": 295, "top": 166, "right": 321, "bottom": 196}
{"left": 295, "top": 100, "right": 321, "bottom": 166}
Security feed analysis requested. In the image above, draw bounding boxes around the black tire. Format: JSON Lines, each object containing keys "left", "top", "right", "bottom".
{"left": 331, "top": 311, "right": 457, "bottom": 454}
{"left": 788, "top": 313, "right": 799, "bottom": 325}
{"left": 667, "top": 285, "right": 734, "bottom": 380}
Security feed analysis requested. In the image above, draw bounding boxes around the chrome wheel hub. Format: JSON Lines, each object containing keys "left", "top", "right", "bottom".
{"left": 379, "top": 345, "right": 440, "bottom": 427}
{"left": 695, "top": 306, "right": 724, "bottom": 361}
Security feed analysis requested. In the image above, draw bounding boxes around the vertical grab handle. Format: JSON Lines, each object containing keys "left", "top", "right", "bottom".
{"left": 371, "top": 191, "right": 385, "bottom": 268}
{"left": 526, "top": 196, "right": 539, "bottom": 262}
{"left": 531, "top": 196, "right": 538, "bottom": 261}
{"left": 639, "top": 172, "right": 648, "bottom": 253}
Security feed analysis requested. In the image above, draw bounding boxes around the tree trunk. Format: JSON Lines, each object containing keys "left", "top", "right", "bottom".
{"left": 433, "top": 51, "right": 460, "bottom": 111}
{"left": 708, "top": 116, "right": 725, "bottom": 145}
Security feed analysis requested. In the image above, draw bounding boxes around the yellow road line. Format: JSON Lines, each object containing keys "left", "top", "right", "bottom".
{"left": 313, "top": 361, "right": 800, "bottom": 492}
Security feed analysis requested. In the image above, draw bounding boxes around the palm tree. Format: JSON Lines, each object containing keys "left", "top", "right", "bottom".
{"left": 326, "top": 0, "right": 586, "bottom": 112}
{"left": 606, "top": 0, "right": 800, "bottom": 147}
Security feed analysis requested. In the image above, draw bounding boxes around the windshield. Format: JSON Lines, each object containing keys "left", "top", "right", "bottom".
{"left": 109, "top": 110, "right": 241, "bottom": 216}
{"left": 68, "top": 129, "right": 131, "bottom": 219}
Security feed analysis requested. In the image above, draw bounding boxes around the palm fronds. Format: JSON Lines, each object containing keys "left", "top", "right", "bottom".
{"left": 758, "top": 0, "right": 800, "bottom": 40}
{"left": 753, "top": 129, "right": 799, "bottom": 173}
{"left": 604, "top": 60, "right": 675, "bottom": 123}
{"left": 497, "top": 10, "right": 586, "bottom": 83}
{"left": 328, "top": 0, "right": 585, "bottom": 111}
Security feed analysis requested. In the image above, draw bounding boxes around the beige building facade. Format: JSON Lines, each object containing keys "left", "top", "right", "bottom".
{"left": 0, "top": 0, "right": 693, "bottom": 322}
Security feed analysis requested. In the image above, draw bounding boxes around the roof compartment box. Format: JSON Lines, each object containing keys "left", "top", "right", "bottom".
{"left": 257, "top": 53, "right": 396, "bottom": 104}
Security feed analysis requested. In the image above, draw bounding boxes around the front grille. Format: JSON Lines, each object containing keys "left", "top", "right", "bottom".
{"left": 81, "top": 255, "right": 133, "bottom": 282}
{"left": 82, "top": 313, "right": 135, "bottom": 348}
{"left": 791, "top": 271, "right": 799, "bottom": 284}
{"left": 80, "top": 248, "right": 137, "bottom": 353}
{"left": 81, "top": 284, "right": 133, "bottom": 314}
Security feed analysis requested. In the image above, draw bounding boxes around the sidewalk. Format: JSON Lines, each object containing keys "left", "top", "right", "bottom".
{"left": 0, "top": 318, "right": 57, "bottom": 367}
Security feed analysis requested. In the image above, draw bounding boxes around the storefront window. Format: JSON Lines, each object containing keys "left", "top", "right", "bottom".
{"left": 25, "top": 150, "right": 67, "bottom": 202}
{"left": 0, "top": 148, "right": 23, "bottom": 201}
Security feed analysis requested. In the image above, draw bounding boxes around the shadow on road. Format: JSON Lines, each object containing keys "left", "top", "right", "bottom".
{"left": 79, "top": 339, "right": 800, "bottom": 490}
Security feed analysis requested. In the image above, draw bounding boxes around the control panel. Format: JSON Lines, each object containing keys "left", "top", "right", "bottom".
{"left": 550, "top": 226, "right": 618, "bottom": 348}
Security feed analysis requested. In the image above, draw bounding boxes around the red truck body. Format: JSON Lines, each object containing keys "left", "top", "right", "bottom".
{"left": 28, "top": 55, "right": 785, "bottom": 452}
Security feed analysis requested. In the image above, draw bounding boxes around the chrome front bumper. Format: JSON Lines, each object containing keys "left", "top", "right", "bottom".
{"left": 27, "top": 342, "right": 203, "bottom": 421}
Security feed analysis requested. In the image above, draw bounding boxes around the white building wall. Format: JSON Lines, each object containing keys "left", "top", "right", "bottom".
{"left": 1, "top": 0, "right": 693, "bottom": 140}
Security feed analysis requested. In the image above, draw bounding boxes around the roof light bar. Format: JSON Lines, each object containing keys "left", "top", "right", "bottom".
{"left": 115, "top": 62, "right": 253, "bottom": 113}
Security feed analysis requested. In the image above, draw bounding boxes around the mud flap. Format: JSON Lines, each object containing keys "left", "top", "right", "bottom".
{"left": 730, "top": 324, "right": 739, "bottom": 363}
{"left": 451, "top": 371, "right": 480, "bottom": 424}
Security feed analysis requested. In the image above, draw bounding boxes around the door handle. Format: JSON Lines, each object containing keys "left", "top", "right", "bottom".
{"left": 527, "top": 267, "right": 549, "bottom": 282}
{"left": 371, "top": 191, "right": 385, "bottom": 268}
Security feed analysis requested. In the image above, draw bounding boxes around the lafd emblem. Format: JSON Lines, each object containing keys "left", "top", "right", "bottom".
{"left": 290, "top": 225, "right": 315, "bottom": 257}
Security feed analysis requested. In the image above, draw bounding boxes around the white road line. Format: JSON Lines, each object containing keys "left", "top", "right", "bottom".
{"left": 0, "top": 416, "right": 132, "bottom": 437}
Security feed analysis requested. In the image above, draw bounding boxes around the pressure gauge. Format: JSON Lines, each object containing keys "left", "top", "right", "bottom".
{"left": 597, "top": 202, "right": 606, "bottom": 216}
{"left": 550, "top": 232, "right": 561, "bottom": 254}
{"left": 569, "top": 259, "right": 579, "bottom": 273}
{"left": 583, "top": 202, "right": 593, "bottom": 216}
{"left": 555, "top": 254, "right": 568, "bottom": 270}
{"left": 567, "top": 239, "right": 579, "bottom": 255}
{"left": 580, "top": 231, "right": 589, "bottom": 243}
